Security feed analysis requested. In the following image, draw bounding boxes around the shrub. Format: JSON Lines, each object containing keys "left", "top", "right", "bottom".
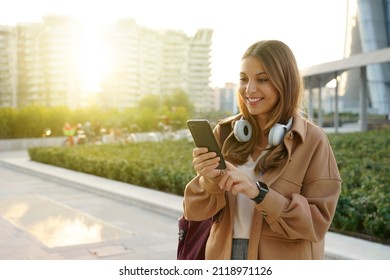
{"left": 327, "top": 130, "right": 390, "bottom": 243}
{"left": 28, "top": 140, "right": 196, "bottom": 196}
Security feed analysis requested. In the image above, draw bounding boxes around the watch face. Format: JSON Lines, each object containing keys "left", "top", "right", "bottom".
{"left": 252, "top": 181, "right": 268, "bottom": 204}
{"left": 256, "top": 181, "right": 269, "bottom": 192}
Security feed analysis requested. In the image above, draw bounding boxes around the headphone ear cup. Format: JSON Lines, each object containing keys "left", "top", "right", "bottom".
{"left": 234, "top": 119, "right": 252, "bottom": 142}
{"left": 268, "top": 124, "right": 286, "bottom": 146}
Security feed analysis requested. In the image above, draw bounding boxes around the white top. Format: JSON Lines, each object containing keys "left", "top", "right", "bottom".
{"left": 233, "top": 155, "right": 264, "bottom": 239}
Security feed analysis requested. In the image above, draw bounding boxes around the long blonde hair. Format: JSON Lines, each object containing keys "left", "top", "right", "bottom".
{"left": 222, "top": 40, "right": 304, "bottom": 172}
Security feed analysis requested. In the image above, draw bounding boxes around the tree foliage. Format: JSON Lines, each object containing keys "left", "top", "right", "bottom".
{"left": 0, "top": 90, "right": 198, "bottom": 139}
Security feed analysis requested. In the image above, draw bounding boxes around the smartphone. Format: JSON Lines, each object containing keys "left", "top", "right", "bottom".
{"left": 187, "top": 119, "right": 226, "bottom": 170}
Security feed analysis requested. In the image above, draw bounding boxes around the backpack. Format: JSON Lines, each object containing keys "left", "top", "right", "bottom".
{"left": 177, "top": 213, "right": 217, "bottom": 260}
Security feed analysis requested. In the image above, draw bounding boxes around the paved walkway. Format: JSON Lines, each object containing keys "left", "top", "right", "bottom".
{"left": 0, "top": 150, "right": 389, "bottom": 260}
{"left": 0, "top": 150, "right": 180, "bottom": 260}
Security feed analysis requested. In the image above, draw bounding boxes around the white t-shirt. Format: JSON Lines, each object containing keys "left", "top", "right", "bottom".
{"left": 233, "top": 155, "right": 264, "bottom": 239}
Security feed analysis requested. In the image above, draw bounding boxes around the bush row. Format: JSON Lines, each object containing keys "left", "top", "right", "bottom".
{"left": 28, "top": 140, "right": 196, "bottom": 195}
{"left": 327, "top": 130, "right": 390, "bottom": 242}
{"left": 28, "top": 130, "right": 390, "bottom": 244}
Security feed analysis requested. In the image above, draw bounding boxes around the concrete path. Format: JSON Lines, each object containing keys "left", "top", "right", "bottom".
{"left": 0, "top": 150, "right": 179, "bottom": 260}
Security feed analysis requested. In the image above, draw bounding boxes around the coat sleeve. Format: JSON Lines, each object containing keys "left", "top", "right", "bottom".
{"left": 183, "top": 175, "right": 226, "bottom": 221}
{"left": 183, "top": 124, "right": 227, "bottom": 221}
{"left": 258, "top": 128, "right": 342, "bottom": 242}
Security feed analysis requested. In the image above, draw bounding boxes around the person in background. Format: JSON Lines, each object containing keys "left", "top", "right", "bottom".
{"left": 82, "top": 122, "right": 95, "bottom": 143}
{"left": 184, "top": 40, "right": 341, "bottom": 259}
{"left": 62, "top": 122, "right": 75, "bottom": 146}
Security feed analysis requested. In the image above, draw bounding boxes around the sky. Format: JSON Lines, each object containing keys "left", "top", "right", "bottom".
{"left": 0, "top": 0, "right": 348, "bottom": 88}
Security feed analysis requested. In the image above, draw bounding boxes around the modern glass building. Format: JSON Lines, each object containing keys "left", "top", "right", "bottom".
{"left": 342, "top": 0, "right": 390, "bottom": 115}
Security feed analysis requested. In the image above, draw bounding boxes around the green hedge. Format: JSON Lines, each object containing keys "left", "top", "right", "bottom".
{"left": 28, "top": 130, "right": 390, "bottom": 244}
{"left": 327, "top": 130, "right": 390, "bottom": 243}
{"left": 28, "top": 140, "right": 196, "bottom": 195}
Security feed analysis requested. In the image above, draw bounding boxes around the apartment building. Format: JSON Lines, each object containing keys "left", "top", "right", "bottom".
{"left": 0, "top": 15, "right": 214, "bottom": 113}
{"left": 99, "top": 19, "right": 146, "bottom": 109}
{"left": 16, "top": 15, "right": 83, "bottom": 108}
{"left": 0, "top": 25, "right": 17, "bottom": 107}
{"left": 100, "top": 20, "right": 213, "bottom": 111}
{"left": 160, "top": 29, "right": 189, "bottom": 98}
{"left": 187, "top": 29, "right": 214, "bottom": 113}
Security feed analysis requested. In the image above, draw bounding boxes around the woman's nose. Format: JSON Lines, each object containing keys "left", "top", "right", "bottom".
{"left": 246, "top": 81, "right": 257, "bottom": 94}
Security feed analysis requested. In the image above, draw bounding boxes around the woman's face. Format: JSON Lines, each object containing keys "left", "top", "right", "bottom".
{"left": 239, "top": 56, "right": 279, "bottom": 118}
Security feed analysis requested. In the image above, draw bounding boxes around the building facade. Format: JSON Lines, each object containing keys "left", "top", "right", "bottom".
{"left": 342, "top": 0, "right": 390, "bottom": 115}
{"left": 100, "top": 19, "right": 149, "bottom": 109}
{"left": 0, "top": 25, "right": 17, "bottom": 107}
{"left": 100, "top": 22, "right": 213, "bottom": 111}
{"left": 0, "top": 16, "right": 214, "bottom": 113}
{"left": 16, "top": 15, "right": 83, "bottom": 108}
{"left": 215, "top": 82, "right": 237, "bottom": 114}
{"left": 186, "top": 29, "right": 214, "bottom": 113}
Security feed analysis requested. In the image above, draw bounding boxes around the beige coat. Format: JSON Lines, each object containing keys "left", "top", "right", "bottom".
{"left": 184, "top": 115, "right": 341, "bottom": 259}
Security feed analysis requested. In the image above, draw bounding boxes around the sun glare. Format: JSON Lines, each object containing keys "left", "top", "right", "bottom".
{"left": 79, "top": 23, "right": 109, "bottom": 94}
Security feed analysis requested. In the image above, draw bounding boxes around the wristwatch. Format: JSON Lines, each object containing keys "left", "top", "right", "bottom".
{"left": 251, "top": 181, "right": 269, "bottom": 204}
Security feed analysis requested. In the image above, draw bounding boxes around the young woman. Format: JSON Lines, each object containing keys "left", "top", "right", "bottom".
{"left": 184, "top": 40, "right": 341, "bottom": 260}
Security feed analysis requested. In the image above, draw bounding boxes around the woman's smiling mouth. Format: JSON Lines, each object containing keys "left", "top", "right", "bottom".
{"left": 246, "top": 97, "right": 263, "bottom": 106}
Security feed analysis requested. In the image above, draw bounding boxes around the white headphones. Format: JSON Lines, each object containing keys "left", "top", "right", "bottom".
{"left": 233, "top": 117, "right": 252, "bottom": 142}
{"left": 268, "top": 118, "right": 293, "bottom": 146}
{"left": 234, "top": 117, "right": 293, "bottom": 146}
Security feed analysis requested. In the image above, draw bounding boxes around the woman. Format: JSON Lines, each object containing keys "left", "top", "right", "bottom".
{"left": 184, "top": 40, "right": 341, "bottom": 260}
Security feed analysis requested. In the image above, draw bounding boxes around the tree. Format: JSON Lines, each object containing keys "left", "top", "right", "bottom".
{"left": 138, "top": 94, "right": 161, "bottom": 111}
{"left": 164, "top": 89, "right": 194, "bottom": 116}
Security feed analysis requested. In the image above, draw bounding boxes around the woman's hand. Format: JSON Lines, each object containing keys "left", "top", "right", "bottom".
{"left": 219, "top": 162, "right": 258, "bottom": 198}
{"left": 192, "top": 147, "right": 223, "bottom": 180}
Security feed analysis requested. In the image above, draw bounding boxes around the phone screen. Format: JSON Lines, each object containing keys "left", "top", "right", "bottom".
{"left": 187, "top": 119, "right": 226, "bottom": 170}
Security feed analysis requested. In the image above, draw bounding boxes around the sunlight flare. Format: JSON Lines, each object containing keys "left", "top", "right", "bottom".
{"left": 79, "top": 22, "right": 110, "bottom": 94}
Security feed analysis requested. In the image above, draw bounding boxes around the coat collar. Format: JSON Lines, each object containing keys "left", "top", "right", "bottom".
{"left": 289, "top": 113, "right": 308, "bottom": 144}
